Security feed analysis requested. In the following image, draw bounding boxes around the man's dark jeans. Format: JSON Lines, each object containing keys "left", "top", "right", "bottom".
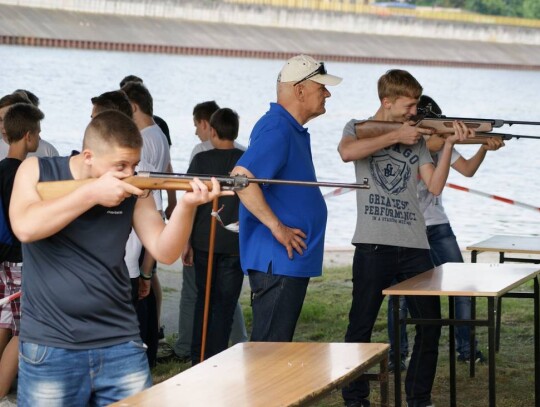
{"left": 342, "top": 244, "right": 441, "bottom": 407}
{"left": 248, "top": 264, "right": 309, "bottom": 342}
{"left": 191, "top": 250, "right": 244, "bottom": 364}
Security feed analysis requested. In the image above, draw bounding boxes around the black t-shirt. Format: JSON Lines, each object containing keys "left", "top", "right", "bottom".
{"left": 154, "top": 115, "right": 172, "bottom": 147}
{"left": 0, "top": 158, "right": 22, "bottom": 262}
{"left": 188, "top": 148, "right": 244, "bottom": 254}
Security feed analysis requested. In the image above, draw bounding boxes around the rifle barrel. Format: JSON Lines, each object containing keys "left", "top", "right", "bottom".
{"left": 476, "top": 132, "right": 540, "bottom": 140}
{"left": 138, "top": 172, "right": 370, "bottom": 190}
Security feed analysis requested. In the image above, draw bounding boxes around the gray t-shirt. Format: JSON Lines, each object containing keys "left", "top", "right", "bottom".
{"left": 343, "top": 119, "right": 433, "bottom": 249}
{"left": 418, "top": 148, "right": 461, "bottom": 226}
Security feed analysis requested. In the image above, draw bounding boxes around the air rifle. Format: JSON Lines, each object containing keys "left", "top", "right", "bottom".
{"left": 37, "top": 171, "right": 370, "bottom": 201}
{"left": 355, "top": 102, "right": 540, "bottom": 143}
{"left": 355, "top": 121, "right": 540, "bottom": 144}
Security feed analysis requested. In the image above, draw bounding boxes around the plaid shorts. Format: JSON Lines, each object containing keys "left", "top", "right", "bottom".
{"left": 0, "top": 262, "right": 22, "bottom": 336}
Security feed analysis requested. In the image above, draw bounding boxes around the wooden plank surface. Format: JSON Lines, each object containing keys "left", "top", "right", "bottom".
{"left": 466, "top": 235, "right": 540, "bottom": 255}
{"left": 111, "top": 342, "right": 389, "bottom": 407}
{"left": 382, "top": 263, "right": 540, "bottom": 297}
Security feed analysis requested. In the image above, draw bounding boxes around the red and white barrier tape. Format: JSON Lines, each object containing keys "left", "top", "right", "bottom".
{"left": 0, "top": 291, "right": 21, "bottom": 307}
{"left": 323, "top": 187, "right": 355, "bottom": 199}
{"left": 445, "top": 183, "right": 540, "bottom": 212}
{"left": 323, "top": 183, "right": 540, "bottom": 212}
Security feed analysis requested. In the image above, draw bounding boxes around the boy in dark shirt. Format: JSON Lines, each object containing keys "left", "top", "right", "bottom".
{"left": 188, "top": 108, "right": 244, "bottom": 364}
{"left": 0, "top": 103, "right": 44, "bottom": 403}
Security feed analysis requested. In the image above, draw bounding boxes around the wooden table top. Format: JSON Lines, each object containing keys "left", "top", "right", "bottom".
{"left": 382, "top": 262, "right": 540, "bottom": 297}
{"left": 466, "top": 235, "right": 540, "bottom": 255}
{"left": 111, "top": 342, "right": 389, "bottom": 407}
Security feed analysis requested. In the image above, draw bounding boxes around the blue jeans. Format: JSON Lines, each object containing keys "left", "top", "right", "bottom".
{"left": 191, "top": 250, "right": 244, "bottom": 364}
{"left": 428, "top": 223, "right": 476, "bottom": 356}
{"left": 17, "top": 340, "right": 151, "bottom": 406}
{"left": 388, "top": 223, "right": 476, "bottom": 358}
{"left": 342, "top": 244, "right": 441, "bottom": 407}
{"left": 248, "top": 264, "right": 309, "bottom": 342}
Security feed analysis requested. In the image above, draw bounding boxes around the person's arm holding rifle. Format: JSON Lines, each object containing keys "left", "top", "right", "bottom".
{"left": 338, "top": 121, "right": 434, "bottom": 162}
{"left": 419, "top": 121, "right": 471, "bottom": 195}
{"left": 10, "top": 157, "right": 230, "bottom": 265}
{"left": 451, "top": 136, "right": 504, "bottom": 177}
{"left": 10, "top": 158, "right": 145, "bottom": 243}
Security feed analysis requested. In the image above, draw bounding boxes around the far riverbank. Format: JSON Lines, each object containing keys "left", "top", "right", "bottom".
{"left": 1, "top": 3, "right": 540, "bottom": 70}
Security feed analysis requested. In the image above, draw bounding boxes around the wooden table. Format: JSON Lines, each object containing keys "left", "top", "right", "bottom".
{"left": 111, "top": 342, "right": 390, "bottom": 407}
{"left": 467, "top": 235, "right": 540, "bottom": 351}
{"left": 467, "top": 235, "right": 540, "bottom": 264}
{"left": 382, "top": 262, "right": 540, "bottom": 407}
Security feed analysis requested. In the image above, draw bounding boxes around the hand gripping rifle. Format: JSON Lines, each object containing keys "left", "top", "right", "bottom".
{"left": 37, "top": 172, "right": 370, "bottom": 200}
{"left": 355, "top": 104, "right": 540, "bottom": 144}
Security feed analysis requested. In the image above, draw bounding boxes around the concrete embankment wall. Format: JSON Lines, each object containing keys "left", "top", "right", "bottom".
{"left": 1, "top": 3, "right": 540, "bottom": 71}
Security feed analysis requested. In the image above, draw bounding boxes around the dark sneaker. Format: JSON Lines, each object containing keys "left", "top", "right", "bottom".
{"left": 407, "top": 402, "right": 434, "bottom": 407}
{"left": 389, "top": 356, "right": 407, "bottom": 372}
{"left": 171, "top": 352, "right": 191, "bottom": 364}
{"left": 158, "top": 325, "right": 165, "bottom": 340}
{"left": 457, "top": 351, "right": 486, "bottom": 363}
{"left": 156, "top": 341, "right": 175, "bottom": 362}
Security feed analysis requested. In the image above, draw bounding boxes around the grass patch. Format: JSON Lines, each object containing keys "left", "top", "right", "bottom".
{"left": 152, "top": 265, "right": 537, "bottom": 406}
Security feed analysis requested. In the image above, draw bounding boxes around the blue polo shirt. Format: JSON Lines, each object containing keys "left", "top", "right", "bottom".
{"left": 237, "top": 103, "right": 327, "bottom": 278}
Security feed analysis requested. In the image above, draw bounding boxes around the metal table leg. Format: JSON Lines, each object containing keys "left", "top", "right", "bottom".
{"left": 449, "top": 296, "right": 456, "bottom": 407}
{"left": 393, "top": 295, "right": 402, "bottom": 406}
{"left": 535, "top": 277, "right": 539, "bottom": 407}
{"left": 488, "top": 297, "right": 496, "bottom": 407}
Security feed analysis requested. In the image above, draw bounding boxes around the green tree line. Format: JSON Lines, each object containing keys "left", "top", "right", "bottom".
{"left": 413, "top": 0, "right": 540, "bottom": 19}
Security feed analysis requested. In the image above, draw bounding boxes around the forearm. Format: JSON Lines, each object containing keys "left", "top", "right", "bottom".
{"left": 426, "top": 142, "right": 454, "bottom": 196}
{"left": 236, "top": 183, "right": 280, "bottom": 233}
{"left": 144, "top": 201, "right": 196, "bottom": 265}
{"left": 11, "top": 184, "right": 98, "bottom": 242}
{"left": 338, "top": 132, "right": 399, "bottom": 162}
{"left": 457, "top": 147, "right": 488, "bottom": 177}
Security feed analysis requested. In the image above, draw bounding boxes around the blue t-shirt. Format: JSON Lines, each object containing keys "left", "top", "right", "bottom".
{"left": 236, "top": 103, "right": 327, "bottom": 278}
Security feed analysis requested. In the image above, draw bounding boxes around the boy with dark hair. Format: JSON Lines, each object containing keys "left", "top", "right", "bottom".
{"left": 187, "top": 107, "right": 245, "bottom": 364}
{"left": 10, "top": 110, "right": 227, "bottom": 406}
{"left": 0, "top": 92, "right": 58, "bottom": 160}
{"left": 0, "top": 103, "right": 44, "bottom": 404}
{"left": 91, "top": 90, "right": 133, "bottom": 119}
{"left": 118, "top": 75, "right": 171, "bottom": 148}
{"left": 190, "top": 101, "right": 244, "bottom": 161}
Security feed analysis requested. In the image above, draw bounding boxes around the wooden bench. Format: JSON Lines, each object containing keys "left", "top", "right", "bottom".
{"left": 111, "top": 341, "right": 389, "bottom": 407}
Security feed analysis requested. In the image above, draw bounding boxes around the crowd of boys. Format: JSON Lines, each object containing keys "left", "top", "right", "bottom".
{"left": 0, "top": 55, "right": 505, "bottom": 407}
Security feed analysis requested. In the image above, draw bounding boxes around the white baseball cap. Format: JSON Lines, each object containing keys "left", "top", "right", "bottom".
{"left": 277, "top": 54, "right": 342, "bottom": 86}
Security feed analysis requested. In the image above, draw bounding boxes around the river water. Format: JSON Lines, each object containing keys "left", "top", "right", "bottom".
{"left": 1, "top": 45, "right": 539, "bottom": 249}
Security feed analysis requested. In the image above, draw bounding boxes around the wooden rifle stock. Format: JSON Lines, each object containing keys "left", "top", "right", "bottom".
{"left": 37, "top": 176, "right": 214, "bottom": 201}
{"left": 355, "top": 119, "right": 493, "bottom": 138}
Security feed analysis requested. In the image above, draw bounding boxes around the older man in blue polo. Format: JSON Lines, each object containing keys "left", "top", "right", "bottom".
{"left": 232, "top": 54, "right": 342, "bottom": 341}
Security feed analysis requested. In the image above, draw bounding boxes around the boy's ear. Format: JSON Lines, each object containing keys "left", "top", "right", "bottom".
{"left": 81, "top": 148, "right": 94, "bottom": 166}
